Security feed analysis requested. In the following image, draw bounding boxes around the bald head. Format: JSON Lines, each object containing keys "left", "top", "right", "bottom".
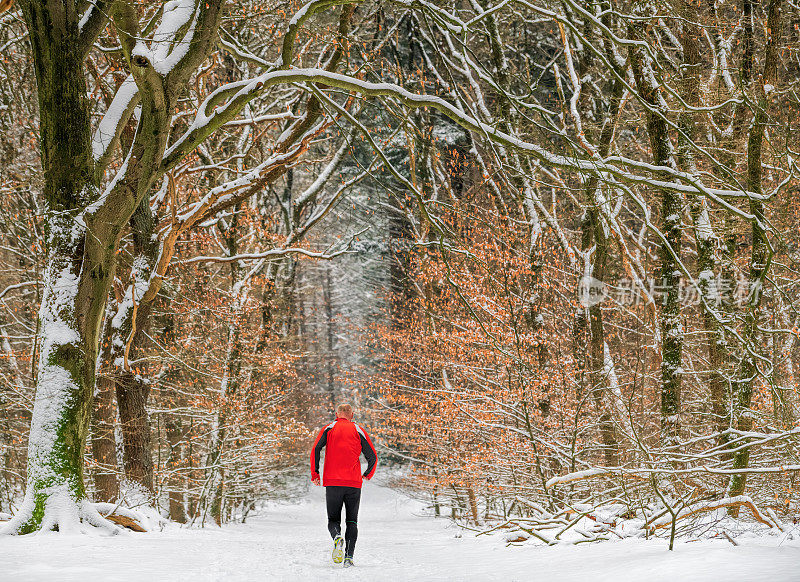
{"left": 336, "top": 403, "right": 354, "bottom": 420}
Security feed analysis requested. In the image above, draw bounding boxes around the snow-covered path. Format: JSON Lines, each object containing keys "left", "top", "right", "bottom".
{"left": 3, "top": 482, "right": 800, "bottom": 581}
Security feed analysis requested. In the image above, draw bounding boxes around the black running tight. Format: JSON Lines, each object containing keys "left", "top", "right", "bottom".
{"left": 325, "top": 486, "right": 361, "bottom": 558}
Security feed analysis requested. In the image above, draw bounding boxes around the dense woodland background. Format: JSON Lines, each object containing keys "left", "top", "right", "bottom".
{"left": 1, "top": 0, "right": 800, "bottom": 542}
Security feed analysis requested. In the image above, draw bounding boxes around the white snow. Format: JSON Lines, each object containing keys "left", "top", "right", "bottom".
{"left": 3, "top": 483, "right": 799, "bottom": 581}
{"left": 546, "top": 467, "right": 611, "bottom": 488}
{"left": 0, "top": 221, "right": 93, "bottom": 535}
{"left": 695, "top": 199, "right": 714, "bottom": 241}
{"left": 77, "top": 5, "right": 92, "bottom": 32}
{"left": 24, "top": 260, "right": 80, "bottom": 485}
{"left": 289, "top": 1, "right": 313, "bottom": 27}
{"left": 150, "top": 1, "right": 199, "bottom": 75}
{"left": 92, "top": 76, "right": 139, "bottom": 161}
{"left": 130, "top": 0, "right": 200, "bottom": 76}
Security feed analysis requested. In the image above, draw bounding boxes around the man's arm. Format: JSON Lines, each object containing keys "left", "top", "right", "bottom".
{"left": 356, "top": 425, "right": 378, "bottom": 480}
{"left": 310, "top": 425, "right": 331, "bottom": 484}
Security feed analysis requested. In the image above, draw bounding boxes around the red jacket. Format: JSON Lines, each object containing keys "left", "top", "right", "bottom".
{"left": 311, "top": 418, "right": 377, "bottom": 488}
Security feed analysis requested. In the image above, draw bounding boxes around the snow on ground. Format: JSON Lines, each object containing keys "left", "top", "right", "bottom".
{"left": 3, "top": 482, "right": 800, "bottom": 582}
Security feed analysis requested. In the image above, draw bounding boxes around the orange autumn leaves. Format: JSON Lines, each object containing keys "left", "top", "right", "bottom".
{"left": 373, "top": 193, "right": 579, "bottom": 502}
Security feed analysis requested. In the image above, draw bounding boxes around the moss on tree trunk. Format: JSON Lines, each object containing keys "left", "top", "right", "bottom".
{"left": 12, "top": 1, "right": 102, "bottom": 533}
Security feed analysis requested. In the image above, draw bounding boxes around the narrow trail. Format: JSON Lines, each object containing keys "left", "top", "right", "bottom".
{"left": 3, "top": 482, "right": 800, "bottom": 581}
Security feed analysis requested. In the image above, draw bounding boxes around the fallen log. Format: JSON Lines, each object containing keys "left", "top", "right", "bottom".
{"left": 105, "top": 513, "right": 147, "bottom": 533}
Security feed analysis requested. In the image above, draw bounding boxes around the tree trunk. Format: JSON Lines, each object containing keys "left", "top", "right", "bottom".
{"left": 727, "top": 0, "right": 783, "bottom": 508}
{"left": 205, "top": 211, "right": 243, "bottom": 526}
{"left": 98, "top": 196, "right": 159, "bottom": 501}
{"left": 771, "top": 310, "right": 797, "bottom": 428}
{"left": 586, "top": 209, "right": 620, "bottom": 467}
{"left": 165, "top": 412, "right": 187, "bottom": 523}
{"left": 679, "top": 2, "right": 731, "bottom": 449}
{"left": 3, "top": 2, "right": 118, "bottom": 534}
{"left": 574, "top": 67, "right": 625, "bottom": 466}
{"left": 323, "top": 264, "right": 337, "bottom": 408}
{"left": 91, "top": 375, "right": 119, "bottom": 502}
{"left": 467, "top": 487, "right": 479, "bottom": 525}
{"left": 630, "top": 33, "right": 683, "bottom": 443}
{"left": 116, "top": 368, "right": 154, "bottom": 497}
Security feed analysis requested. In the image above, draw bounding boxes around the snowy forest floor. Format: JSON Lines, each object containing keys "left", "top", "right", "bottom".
{"left": 3, "top": 482, "right": 800, "bottom": 581}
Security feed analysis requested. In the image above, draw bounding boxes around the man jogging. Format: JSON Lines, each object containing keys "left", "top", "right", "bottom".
{"left": 310, "top": 403, "right": 378, "bottom": 568}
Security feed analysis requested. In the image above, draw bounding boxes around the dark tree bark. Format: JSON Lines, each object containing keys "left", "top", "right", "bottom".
{"left": 323, "top": 263, "right": 338, "bottom": 409}
{"left": 728, "top": 0, "right": 783, "bottom": 506}
{"left": 205, "top": 209, "right": 244, "bottom": 526}
{"left": 91, "top": 377, "right": 118, "bottom": 503}
{"left": 679, "top": 1, "right": 731, "bottom": 449}
{"left": 165, "top": 412, "right": 187, "bottom": 523}
{"left": 630, "top": 30, "right": 683, "bottom": 443}
{"left": 8, "top": 0, "right": 113, "bottom": 534}
{"left": 116, "top": 197, "right": 158, "bottom": 498}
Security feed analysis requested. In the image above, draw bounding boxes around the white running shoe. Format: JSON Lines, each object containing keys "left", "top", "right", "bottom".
{"left": 332, "top": 535, "right": 345, "bottom": 564}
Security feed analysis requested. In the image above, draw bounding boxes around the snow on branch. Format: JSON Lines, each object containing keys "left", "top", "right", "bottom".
{"left": 132, "top": 0, "right": 200, "bottom": 76}
{"left": 169, "top": 67, "right": 766, "bottom": 204}
{"left": 0, "top": 281, "right": 36, "bottom": 300}
{"left": 646, "top": 496, "right": 778, "bottom": 530}
{"left": 180, "top": 246, "right": 354, "bottom": 265}
{"left": 546, "top": 468, "right": 645, "bottom": 488}
{"left": 92, "top": 76, "right": 139, "bottom": 166}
